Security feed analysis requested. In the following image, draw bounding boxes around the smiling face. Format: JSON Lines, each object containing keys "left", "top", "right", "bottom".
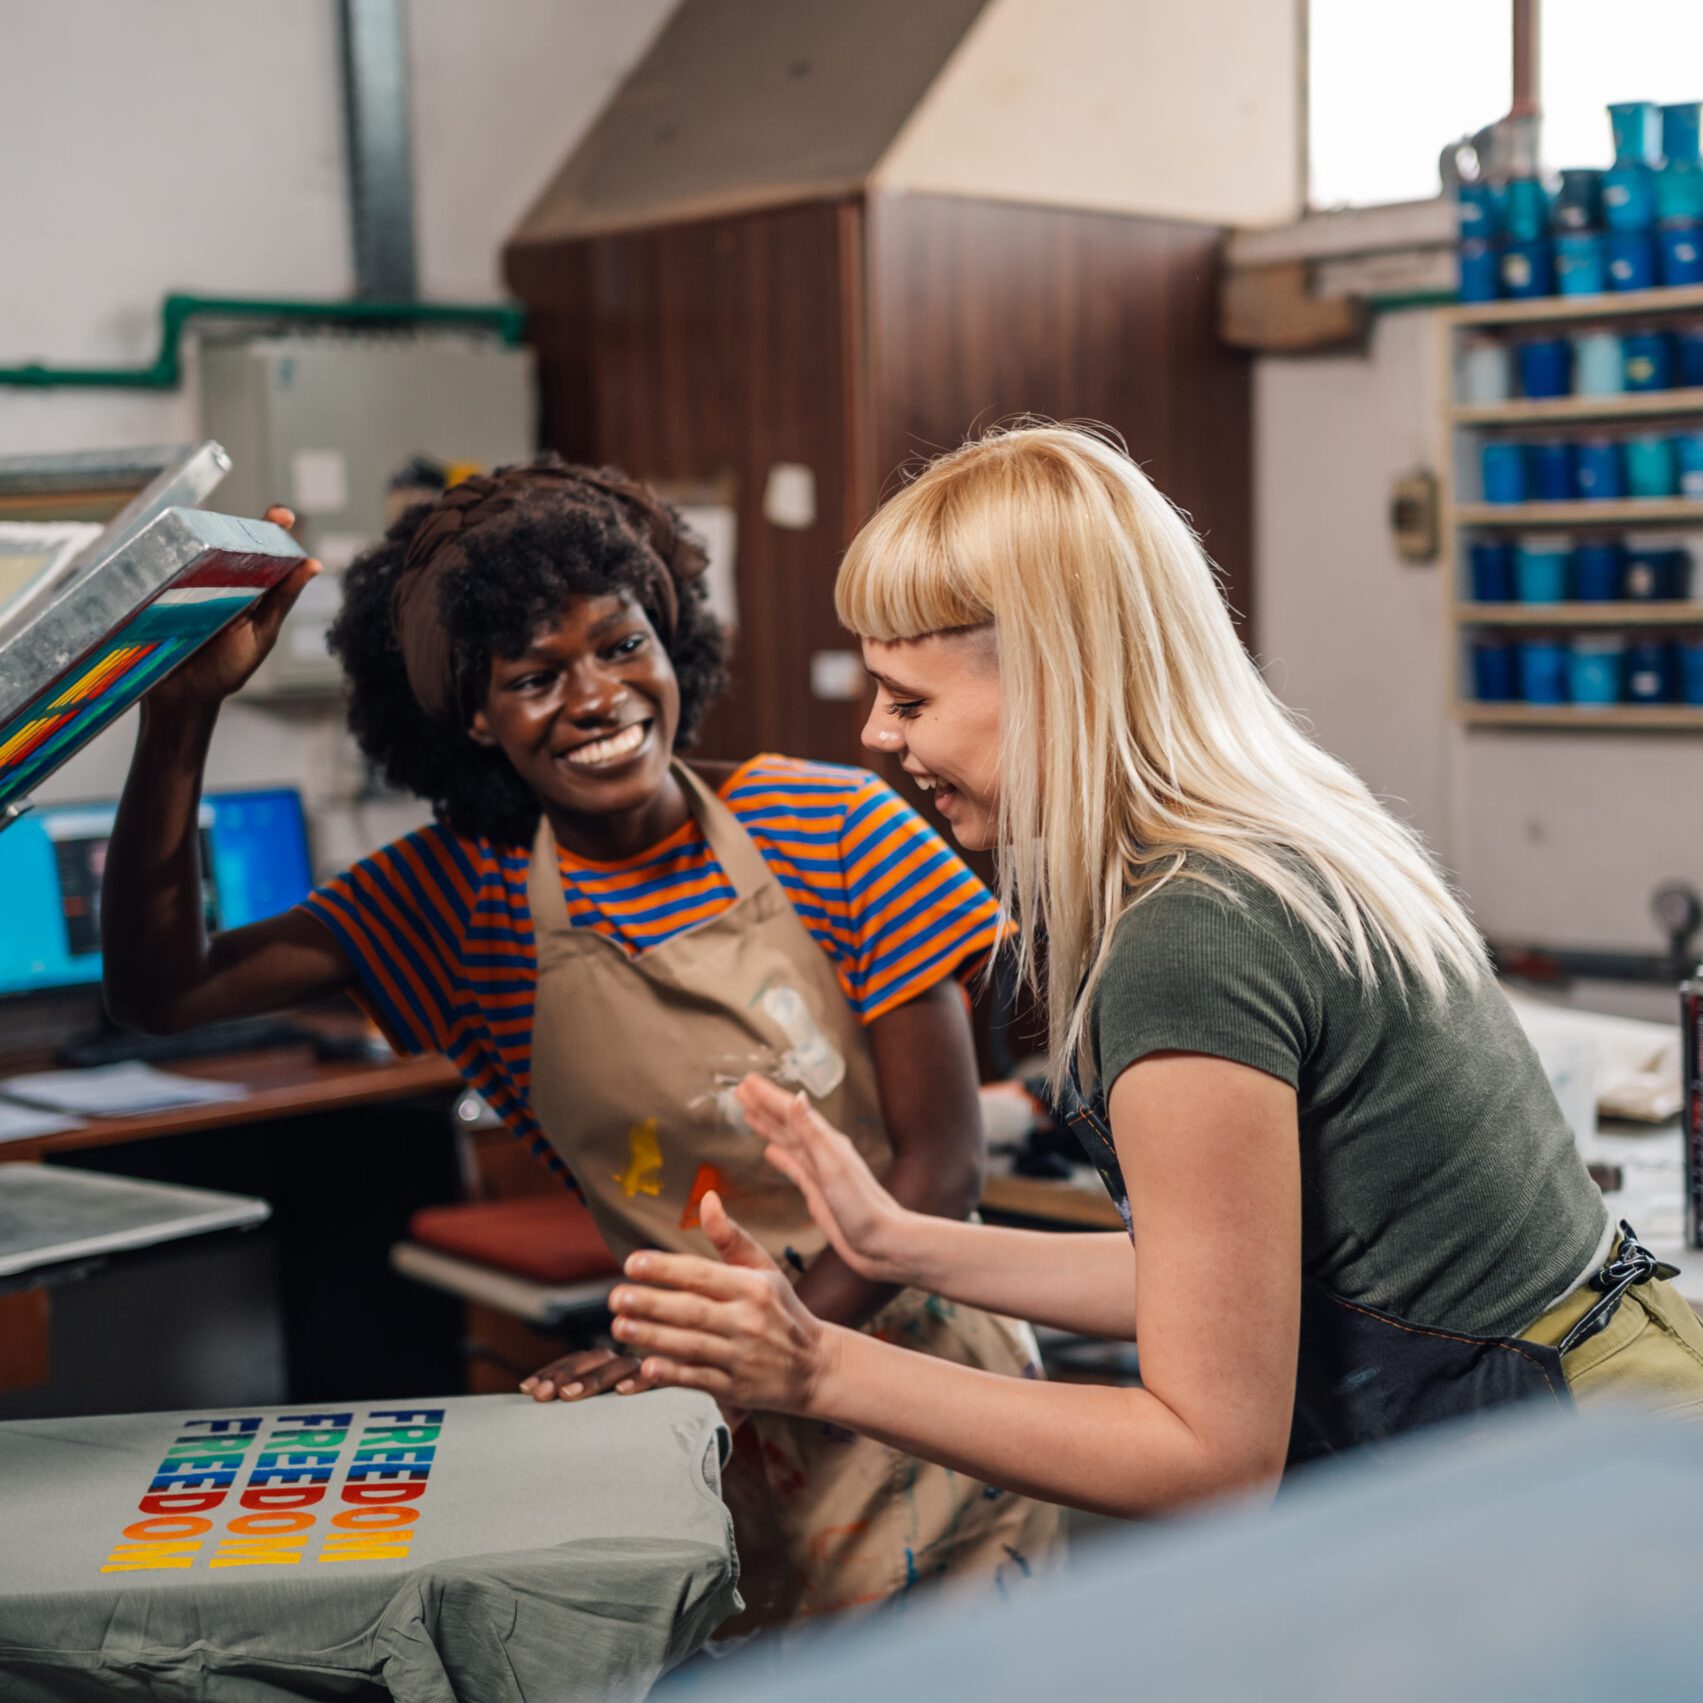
{"left": 467, "top": 591, "right": 683, "bottom": 852}
{"left": 860, "top": 629, "right": 1003, "bottom": 850}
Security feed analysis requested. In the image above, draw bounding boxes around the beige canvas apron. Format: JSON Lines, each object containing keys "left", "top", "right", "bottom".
{"left": 525, "top": 762, "right": 1062, "bottom": 1623}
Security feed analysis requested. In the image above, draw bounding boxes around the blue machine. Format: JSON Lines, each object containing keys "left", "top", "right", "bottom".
{"left": 0, "top": 787, "right": 312, "bottom": 1001}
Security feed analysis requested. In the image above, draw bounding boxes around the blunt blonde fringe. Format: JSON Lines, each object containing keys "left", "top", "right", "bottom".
{"left": 837, "top": 423, "right": 1488, "bottom": 1095}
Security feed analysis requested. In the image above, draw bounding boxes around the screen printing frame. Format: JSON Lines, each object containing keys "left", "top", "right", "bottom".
{"left": 0, "top": 442, "right": 230, "bottom": 640}
{"left": 0, "top": 443, "right": 304, "bottom": 823}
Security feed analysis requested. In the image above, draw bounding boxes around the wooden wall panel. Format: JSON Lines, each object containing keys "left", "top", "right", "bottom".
{"left": 506, "top": 201, "right": 868, "bottom": 765}
{"left": 507, "top": 190, "right": 1255, "bottom": 779}
{"left": 862, "top": 191, "right": 1253, "bottom": 633}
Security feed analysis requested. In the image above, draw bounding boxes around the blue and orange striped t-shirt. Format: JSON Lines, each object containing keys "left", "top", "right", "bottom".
{"left": 299, "top": 754, "right": 1002, "bottom": 1176}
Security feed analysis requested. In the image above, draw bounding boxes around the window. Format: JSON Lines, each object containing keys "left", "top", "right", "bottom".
{"left": 1542, "top": 0, "right": 1703, "bottom": 169}
{"left": 1309, "top": 0, "right": 1703, "bottom": 211}
{"left": 1308, "top": 0, "right": 1509, "bottom": 209}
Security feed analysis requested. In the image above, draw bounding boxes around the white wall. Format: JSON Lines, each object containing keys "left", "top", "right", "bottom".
{"left": 2, "top": 0, "right": 673, "bottom": 870}
{"left": 1256, "top": 310, "right": 1453, "bottom": 854}
{"left": 1258, "top": 309, "right": 1703, "bottom": 990}
{"left": 876, "top": 0, "right": 1303, "bottom": 228}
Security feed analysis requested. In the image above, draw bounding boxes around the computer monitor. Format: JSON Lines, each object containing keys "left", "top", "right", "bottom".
{"left": 0, "top": 787, "right": 314, "bottom": 1001}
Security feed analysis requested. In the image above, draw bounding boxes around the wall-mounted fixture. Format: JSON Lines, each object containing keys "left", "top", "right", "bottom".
{"left": 1390, "top": 467, "right": 1439, "bottom": 563}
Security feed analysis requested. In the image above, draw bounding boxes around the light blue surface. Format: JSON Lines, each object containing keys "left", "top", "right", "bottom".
{"left": 668, "top": 1412, "right": 1703, "bottom": 1703}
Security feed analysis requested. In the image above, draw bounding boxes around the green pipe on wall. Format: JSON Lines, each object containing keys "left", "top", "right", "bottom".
{"left": 0, "top": 293, "right": 526, "bottom": 389}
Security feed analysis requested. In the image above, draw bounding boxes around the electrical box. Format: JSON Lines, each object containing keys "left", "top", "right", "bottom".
{"left": 198, "top": 334, "right": 535, "bottom": 697}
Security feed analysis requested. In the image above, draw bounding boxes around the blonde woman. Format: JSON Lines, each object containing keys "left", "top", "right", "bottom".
{"left": 603, "top": 424, "right": 1703, "bottom": 1516}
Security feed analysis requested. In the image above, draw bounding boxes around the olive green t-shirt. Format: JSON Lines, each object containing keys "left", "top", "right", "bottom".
{"left": 1087, "top": 858, "right": 1608, "bottom": 1338}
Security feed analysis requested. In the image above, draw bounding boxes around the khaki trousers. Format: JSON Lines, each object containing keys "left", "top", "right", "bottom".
{"left": 1523, "top": 1267, "right": 1703, "bottom": 1418}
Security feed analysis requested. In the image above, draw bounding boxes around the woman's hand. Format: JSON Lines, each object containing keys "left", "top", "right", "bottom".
{"left": 735, "top": 1073, "right": 919, "bottom": 1286}
{"left": 147, "top": 505, "right": 321, "bottom": 713}
{"left": 519, "top": 1347, "right": 652, "bottom": 1402}
{"left": 608, "top": 1192, "right": 837, "bottom": 1417}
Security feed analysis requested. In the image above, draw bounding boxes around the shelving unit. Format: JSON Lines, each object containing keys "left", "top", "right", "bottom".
{"left": 1457, "top": 499, "right": 1703, "bottom": 527}
{"left": 1452, "top": 388, "right": 1703, "bottom": 427}
{"left": 1444, "top": 286, "right": 1703, "bottom": 730}
{"left": 1450, "top": 281, "right": 1703, "bottom": 328}
{"left": 1458, "top": 703, "right": 1703, "bottom": 730}
{"left": 1459, "top": 601, "right": 1703, "bottom": 625}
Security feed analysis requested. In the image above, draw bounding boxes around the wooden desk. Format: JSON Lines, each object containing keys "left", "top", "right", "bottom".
{"left": 0, "top": 1019, "right": 1116, "bottom": 1234}
{"left": 0, "top": 1014, "right": 461, "bottom": 1164}
{"left": 980, "top": 1171, "right": 1126, "bottom": 1230}
{"left": 0, "top": 1015, "right": 469, "bottom": 1413}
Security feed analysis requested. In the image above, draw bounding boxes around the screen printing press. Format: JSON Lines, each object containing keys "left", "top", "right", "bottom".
{"left": 0, "top": 1390, "right": 740, "bottom": 1701}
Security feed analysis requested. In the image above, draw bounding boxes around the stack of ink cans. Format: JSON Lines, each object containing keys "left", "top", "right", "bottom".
{"left": 1459, "top": 99, "right": 1703, "bottom": 302}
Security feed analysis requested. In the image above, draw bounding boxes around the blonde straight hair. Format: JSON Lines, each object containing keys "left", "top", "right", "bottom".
{"left": 836, "top": 424, "right": 1488, "bottom": 1093}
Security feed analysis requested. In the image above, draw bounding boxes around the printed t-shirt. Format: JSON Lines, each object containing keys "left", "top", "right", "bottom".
{"left": 301, "top": 754, "right": 1001, "bottom": 1180}
{"left": 0, "top": 1392, "right": 736, "bottom": 1700}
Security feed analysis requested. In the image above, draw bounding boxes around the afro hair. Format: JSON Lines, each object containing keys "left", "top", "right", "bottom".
{"left": 328, "top": 455, "right": 728, "bottom": 845}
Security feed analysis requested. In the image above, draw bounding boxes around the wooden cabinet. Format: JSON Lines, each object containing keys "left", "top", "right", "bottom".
{"left": 506, "top": 191, "right": 1251, "bottom": 768}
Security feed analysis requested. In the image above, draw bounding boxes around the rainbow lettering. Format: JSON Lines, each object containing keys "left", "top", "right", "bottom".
{"left": 98, "top": 1407, "right": 446, "bottom": 1573}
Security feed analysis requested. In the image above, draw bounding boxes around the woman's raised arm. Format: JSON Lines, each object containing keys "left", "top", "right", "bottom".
{"left": 102, "top": 510, "right": 355, "bottom": 1032}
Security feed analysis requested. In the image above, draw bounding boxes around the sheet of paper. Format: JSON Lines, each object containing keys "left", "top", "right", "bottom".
{"left": 0, "top": 1062, "right": 249, "bottom": 1118}
{"left": 1504, "top": 987, "right": 1684, "bottom": 1123}
{"left": 761, "top": 462, "right": 816, "bottom": 530}
{"left": 0, "top": 1100, "right": 83, "bottom": 1143}
{"left": 290, "top": 448, "right": 349, "bottom": 515}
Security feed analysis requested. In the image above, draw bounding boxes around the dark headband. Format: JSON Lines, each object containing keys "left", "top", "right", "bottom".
{"left": 391, "top": 461, "right": 703, "bottom": 726}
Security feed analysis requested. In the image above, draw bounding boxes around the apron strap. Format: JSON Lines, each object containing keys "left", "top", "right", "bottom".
{"left": 1555, "top": 1219, "right": 1681, "bottom": 1356}
{"left": 525, "top": 761, "right": 777, "bottom": 946}
{"left": 669, "top": 761, "right": 774, "bottom": 900}
{"left": 527, "top": 811, "right": 573, "bottom": 946}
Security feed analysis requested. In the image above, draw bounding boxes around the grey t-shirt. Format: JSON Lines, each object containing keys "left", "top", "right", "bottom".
{"left": 1088, "top": 858, "right": 1608, "bottom": 1338}
{"left": 0, "top": 1391, "right": 737, "bottom": 1702}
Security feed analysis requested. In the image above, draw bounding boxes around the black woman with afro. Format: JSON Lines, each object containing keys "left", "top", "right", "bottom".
{"left": 100, "top": 455, "right": 1063, "bottom": 1626}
